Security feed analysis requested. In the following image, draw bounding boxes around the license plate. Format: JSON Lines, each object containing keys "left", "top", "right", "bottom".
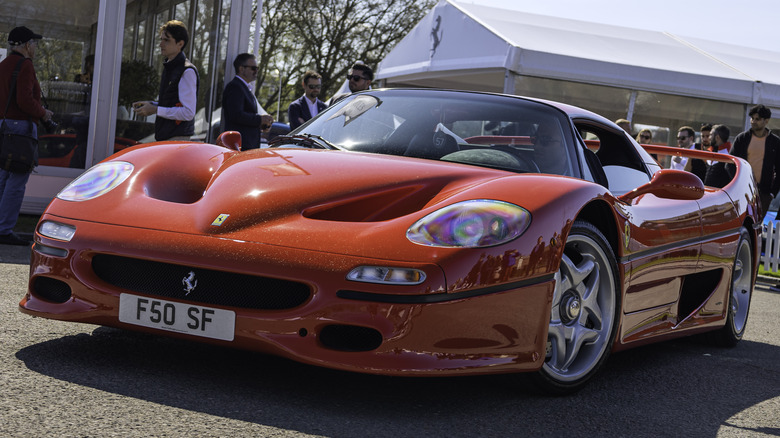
{"left": 118, "top": 293, "right": 235, "bottom": 341}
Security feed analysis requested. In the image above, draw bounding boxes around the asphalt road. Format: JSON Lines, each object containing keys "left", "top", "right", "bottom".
{"left": 1, "top": 243, "right": 779, "bottom": 438}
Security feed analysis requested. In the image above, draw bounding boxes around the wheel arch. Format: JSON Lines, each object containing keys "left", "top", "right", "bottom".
{"left": 574, "top": 199, "right": 620, "bottom": 259}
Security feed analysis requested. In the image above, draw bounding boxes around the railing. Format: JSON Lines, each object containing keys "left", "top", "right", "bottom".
{"left": 762, "top": 222, "right": 780, "bottom": 272}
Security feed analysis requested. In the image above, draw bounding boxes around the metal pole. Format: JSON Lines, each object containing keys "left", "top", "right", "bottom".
{"left": 277, "top": 72, "right": 281, "bottom": 120}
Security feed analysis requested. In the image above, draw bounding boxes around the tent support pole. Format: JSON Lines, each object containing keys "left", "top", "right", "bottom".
{"left": 503, "top": 70, "right": 516, "bottom": 95}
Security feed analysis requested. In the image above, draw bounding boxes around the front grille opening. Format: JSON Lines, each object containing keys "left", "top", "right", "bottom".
{"left": 319, "top": 324, "right": 383, "bottom": 352}
{"left": 91, "top": 254, "right": 311, "bottom": 310}
{"left": 33, "top": 276, "right": 72, "bottom": 303}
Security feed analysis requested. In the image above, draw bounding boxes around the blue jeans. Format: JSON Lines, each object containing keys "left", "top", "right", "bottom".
{"left": 0, "top": 119, "right": 37, "bottom": 234}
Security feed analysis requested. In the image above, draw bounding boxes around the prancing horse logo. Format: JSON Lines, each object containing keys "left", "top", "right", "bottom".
{"left": 182, "top": 271, "right": 198, "bottom": 295}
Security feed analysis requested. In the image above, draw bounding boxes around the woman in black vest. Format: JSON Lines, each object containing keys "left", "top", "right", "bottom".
{"left": 133, "top": 20, "right": 199, "bottom": 141}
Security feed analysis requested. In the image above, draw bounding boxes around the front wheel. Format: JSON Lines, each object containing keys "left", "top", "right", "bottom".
{"left": 530, "top": 221, "right": 621, "bottom": 394}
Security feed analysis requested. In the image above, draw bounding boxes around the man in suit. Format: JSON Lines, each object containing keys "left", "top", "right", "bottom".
{"left": 288, "top": 70, "right": 326, "bottom": 130}
{"left": 222, "top": 53, "right": 273, "bottom": 150}
{"left": 703, "top": 124, "right": 732, "bottom": 188}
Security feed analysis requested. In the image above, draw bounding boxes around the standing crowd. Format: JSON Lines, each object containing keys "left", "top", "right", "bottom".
{"left": 632, "top": 103, "right": 780, "bottom": 217}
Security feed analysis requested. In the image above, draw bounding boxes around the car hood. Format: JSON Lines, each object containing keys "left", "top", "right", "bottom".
{"left": 45, "top": 143, "right": 594, "bottom": 260}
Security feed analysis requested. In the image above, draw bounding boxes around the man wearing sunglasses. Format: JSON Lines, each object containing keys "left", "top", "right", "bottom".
{"left": 288, "top": 70, "right": 326, "bottom": 130}
{"left": 222, "top": 53, "right": 274, "bottom": 150}
{"left": 328, "top": 61, "right": 373, "bottom": 106}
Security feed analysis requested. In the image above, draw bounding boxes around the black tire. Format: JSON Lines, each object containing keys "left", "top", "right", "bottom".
{"left": 705, "top": 227, "right": 753, "bottom": 347}
{"left": 529, "top": 220, "right": 621, "bottom": 394}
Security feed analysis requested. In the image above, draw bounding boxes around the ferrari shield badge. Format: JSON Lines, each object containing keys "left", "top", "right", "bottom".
{"left": 624, "top": 222, "right": 630, "bottom": 249}
{"left": 211, "top": 214, "right": 230, "bottom": 226}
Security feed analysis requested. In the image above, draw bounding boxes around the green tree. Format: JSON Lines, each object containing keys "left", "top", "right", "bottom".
{"left": 253, "top": 0, "right": 435, "bottom": 121}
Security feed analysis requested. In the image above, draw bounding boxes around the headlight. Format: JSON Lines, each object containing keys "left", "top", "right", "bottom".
{"left": 407, "top": 200, "right": 531, "bottom": 247}
{"left": 39, "top": 221, "right": 76, "bottom": 241}
{"left": 57, "top": 161, "right": 134, "bottom": 201}
{"left": 347, "top": 266, "right": 426, "bottom": 285}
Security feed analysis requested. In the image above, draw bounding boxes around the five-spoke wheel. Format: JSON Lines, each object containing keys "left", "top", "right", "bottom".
{"left": 532, "top": 221, "right": 620, "bottom": 394}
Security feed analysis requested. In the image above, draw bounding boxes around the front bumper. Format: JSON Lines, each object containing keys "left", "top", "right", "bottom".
{"left": 21, "top": 216, "right": 552, "bottom": 376}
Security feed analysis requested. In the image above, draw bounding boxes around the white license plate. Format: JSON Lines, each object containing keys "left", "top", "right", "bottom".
{"left": 119, "top": 293, "right": 235, "bottom": 341}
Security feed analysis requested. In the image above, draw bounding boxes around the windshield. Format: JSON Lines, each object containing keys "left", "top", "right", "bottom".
{"left": 295, "top": 90, "right": 577, "bottom": 175}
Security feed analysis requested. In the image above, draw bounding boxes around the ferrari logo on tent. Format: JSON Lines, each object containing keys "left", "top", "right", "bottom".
{"left": 430, "top": 15, "right": 443, "bottom": 58}
{"left": 211, "top": 214, "right": 230, "bottom": 226}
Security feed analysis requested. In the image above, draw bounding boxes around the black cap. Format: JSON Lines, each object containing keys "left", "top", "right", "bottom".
{"left": 8, "top": 26, "right": 42, "bottom": 45}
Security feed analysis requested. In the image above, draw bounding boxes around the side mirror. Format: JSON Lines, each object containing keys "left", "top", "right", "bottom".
{"left": 216, "top": 131, "right": 242, "bottom": 151}
{"left": 620, "top": 169, "right": 704, "bottom": 202}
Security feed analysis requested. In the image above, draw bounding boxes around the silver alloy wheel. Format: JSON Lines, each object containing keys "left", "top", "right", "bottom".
{"left": 542, "top": 231, "right": 617, "bottom": 382}
{"left": 730, "top": 233, "right": 752, "bottom": 334}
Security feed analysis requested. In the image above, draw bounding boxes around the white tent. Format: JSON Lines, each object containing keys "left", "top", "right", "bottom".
{"left": 377, "top": 0, "right": 780, "bottom": 135}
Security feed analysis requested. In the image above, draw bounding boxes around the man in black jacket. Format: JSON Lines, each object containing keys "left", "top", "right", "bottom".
{"left": 730, "top": 104, "right": 780, "bottom": 216}
{"left": 222, "top": 53, "right": 273, "bottom": 149}
{"left": 704, "top": 124, "right": 733, "bottom": 189}
{"left": 288, "top": 70, "right": 326, "bottom": 130}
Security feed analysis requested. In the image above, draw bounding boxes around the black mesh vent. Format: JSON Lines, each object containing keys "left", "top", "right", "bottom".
{"left": 319, "top": 324, "right": 383, "bottom": 352}
{"left": 91, "top": 254, "right": 311, "bottom": 310}
{"left": 33, "top": 276, "right": 72, "bottom": 303}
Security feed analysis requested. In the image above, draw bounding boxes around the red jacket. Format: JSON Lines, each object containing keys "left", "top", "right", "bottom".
{"left": 0, "top": 51, "right": 46, "bottom": 122}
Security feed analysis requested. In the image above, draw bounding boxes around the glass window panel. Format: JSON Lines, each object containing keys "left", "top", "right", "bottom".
{"left": 633, "top": 91, "right": 745, "bottom": 145}
{"left": 32, "top": 1, "right": 100, "bottom": 169}
{"left": 189, "top": 0, "right": 227, "bottom": 142}
{"left": 766, "top": 107, "right": 780, "bottom": 132}
{"left": 514, "top": 76, "right": 632, "bottom": 124}
{"left": 136, "top": 19, "right": 146, "bottom": 61}
{"left": 123, "top": 24, "right": 135, "bottom": 60}
{"left": 175, "top": 1, "right": 191, "bottom": 26}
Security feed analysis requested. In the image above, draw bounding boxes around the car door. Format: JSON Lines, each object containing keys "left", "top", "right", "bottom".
{"left": 575, "top": 122, "right": 703, "bottom": 322}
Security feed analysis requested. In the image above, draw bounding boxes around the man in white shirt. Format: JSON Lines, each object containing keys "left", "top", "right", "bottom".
{"left": 670, "top": 126, "right": 696, "bottom": 171}
{"left": 133, "top": 20, "right": 198, "bottom": 141}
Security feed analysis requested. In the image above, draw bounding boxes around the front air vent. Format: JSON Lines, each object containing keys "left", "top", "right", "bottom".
{"left": 91, "top": 254, "right": 311, "bottom": 310}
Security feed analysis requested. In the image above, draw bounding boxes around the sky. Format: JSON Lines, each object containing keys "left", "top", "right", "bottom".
{"left": 463, "top": 0, "right": 778, "bottom": 51}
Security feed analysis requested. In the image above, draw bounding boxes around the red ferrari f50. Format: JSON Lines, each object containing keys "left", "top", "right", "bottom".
{"left": 21, "top": 89, "right": 759, "bottom": 393}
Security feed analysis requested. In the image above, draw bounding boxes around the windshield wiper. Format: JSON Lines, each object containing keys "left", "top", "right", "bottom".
{"left": 269, "top": 133, "right": 341, "bottom": 150}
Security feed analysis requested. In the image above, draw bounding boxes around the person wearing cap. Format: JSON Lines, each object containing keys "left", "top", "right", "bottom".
{"left": 0, "top": 26, "right": 53, "bottom": 246}
{"left": 133, "top": 20, "right": 199, "bottom": 141}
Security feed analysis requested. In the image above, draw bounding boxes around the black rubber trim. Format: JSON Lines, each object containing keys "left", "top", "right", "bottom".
{"left": 619, "top": 228, "right": 739, "bottom": 264}
{"left": 33, "top": 243, "right": 68, "bottom": 258}
{"left": 337, "top": 273, "right": 555, "bottom": 304}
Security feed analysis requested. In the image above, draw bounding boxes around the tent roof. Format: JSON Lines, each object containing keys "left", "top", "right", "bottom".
{"left": 378, "top": 0, "right": 780, "bottom": 105}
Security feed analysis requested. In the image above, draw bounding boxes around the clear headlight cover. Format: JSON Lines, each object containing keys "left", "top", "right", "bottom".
{"left": 39, "top": 221, "right": 76, "bottom": 241}
{"left": 407, "top": 200, "right": 531, "bottom": 248}
{"left": 57, "top": 161, "right": 134, "bottom": 201}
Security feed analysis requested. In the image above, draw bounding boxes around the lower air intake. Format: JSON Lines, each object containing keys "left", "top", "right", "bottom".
{"left": 319, "top": 324, "right": 383, "bottom": 352}
{"left": 33, "top": 276, "right": 72, "bottom": 303}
